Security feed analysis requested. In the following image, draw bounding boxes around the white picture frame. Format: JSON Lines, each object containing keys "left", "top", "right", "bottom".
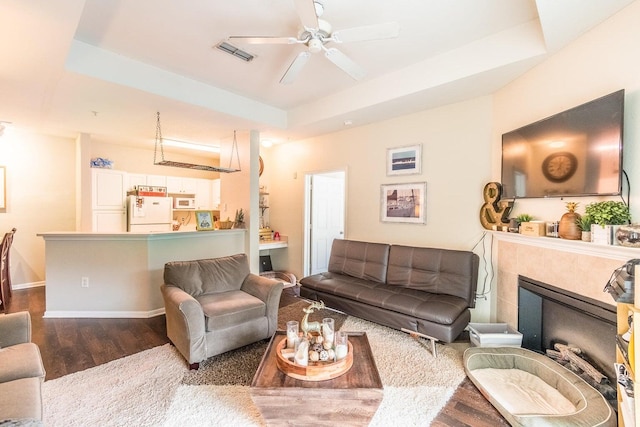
{"left": 386, "top": 144, "right": 422, "bottom": 176}
{"left": 380, "top": 182, "right": 427, "bottom": 224}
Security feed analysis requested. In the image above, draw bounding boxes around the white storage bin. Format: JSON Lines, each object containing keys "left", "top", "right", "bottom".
{"left": 468, "top": 323, "right": 523, "bottom": 347}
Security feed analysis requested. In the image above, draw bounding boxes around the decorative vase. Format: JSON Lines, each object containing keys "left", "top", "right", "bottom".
{"left": 581, "top": 231, "right": 591, "bottom": 242}
{"left": 591, "top": 224, "right": 614, "bottom": 245}
{"left": 558, "top": 202, "right": 582, "bottom": 240}
{"left": 616, "top": 224, "right": 640, "bottom": 247}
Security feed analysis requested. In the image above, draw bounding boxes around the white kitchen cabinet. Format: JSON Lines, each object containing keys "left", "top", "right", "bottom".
{"left": 128, "top": 174, "right": 167, "bottom": 190}
{"left": 92, "top": 211, "right": 126, "bottom": 232}
{"left": 195, "top": 179, "right": 212, "bottom": 209}
{"left": 127, "top": 173, "right": 147, "bottom": 191}
{"left": 211, "top": 179, "right": 220, "bottom": 210}
{"left": 167, "top": 176, "right": 197, "bottom": 194}
{"left": 92, "top": 169, "right": 126, "bottom": 210}
{"left": 147, "top": 175, "right": 167, "bottom": 187}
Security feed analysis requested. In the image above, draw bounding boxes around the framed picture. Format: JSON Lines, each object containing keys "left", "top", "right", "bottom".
{"left": 380, "top": 182, "right": 427, "bottom": 224}
{"left": 0, "top": 166, "right": 5, "bottom": 209}
{"left": 387, "top": 144, "right": 422, "bottom": 176}
{"left": 195, "top": 210, "right": 215, "bottom": 231}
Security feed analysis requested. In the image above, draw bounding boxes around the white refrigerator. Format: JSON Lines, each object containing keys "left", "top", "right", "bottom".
{"left": 127, "top": 195, "right": 173, "bottom": 232}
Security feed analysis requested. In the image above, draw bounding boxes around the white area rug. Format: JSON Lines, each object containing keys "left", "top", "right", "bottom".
{"left": 43, "top": 317, "right": 467, "bottom": 426}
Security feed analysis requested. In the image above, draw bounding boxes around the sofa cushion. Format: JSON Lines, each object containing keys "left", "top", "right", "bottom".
{"left": 328, "top": 240, "right": 390, "bottom": 283}
{"left": 302, "top": 272, "right": 468, "bottom": 325}
{"left": 164, "top": 254, "right": 250, "bottom": 297}
{"left": 0, "top": 377, "right": 43, "bottom": 422}
{"left": 0, "top": 343, "right": 45, "bottom": 383}
{"left": 386, "top": 245, "right": 478, "bottom": 306}
{"left": 197, "top": 290, "right": 266, "bottom": 331}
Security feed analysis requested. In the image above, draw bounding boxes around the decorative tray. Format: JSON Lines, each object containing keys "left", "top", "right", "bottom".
{"left": 275, "top": 338, "right": 353, "bottom": 381}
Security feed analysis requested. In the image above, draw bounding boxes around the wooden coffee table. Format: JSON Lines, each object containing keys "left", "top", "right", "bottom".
{"left": 250, "top": 330, "right": 383, "bottom": 426}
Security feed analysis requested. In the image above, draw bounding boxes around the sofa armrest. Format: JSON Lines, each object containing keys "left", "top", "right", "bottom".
{"left": 241, "top": 274, "right": 283, "bottom": 334}
{"left": 242, "top": 274, "right": 283, "bottom": 305}
{"left": 161, "top": 284, "right": 206, "bottom": 364}
{"left": 0, "top": 311, "right": 31, "bottom": 347}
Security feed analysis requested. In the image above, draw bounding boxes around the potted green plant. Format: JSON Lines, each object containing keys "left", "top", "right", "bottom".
{"left": 233, "top": 208, "right": 245, "bottom": 229}
{"left": 576, "top": 214, "right": 594, "bottom": 242}
{"left": 509, "top": 214, "right": 533, "bottom": 233}
{"left": 584, "top": 201, "right": 631, "bottom": 244}
{"left": 516, "top": 214, "right": 533, "bottom": 223}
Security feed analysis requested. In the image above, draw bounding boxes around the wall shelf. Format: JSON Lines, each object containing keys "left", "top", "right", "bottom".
{"left": 259, "top": 236, "right": 288, "bottom": 250}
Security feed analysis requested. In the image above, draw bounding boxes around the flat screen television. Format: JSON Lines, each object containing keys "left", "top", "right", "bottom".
{"left": 501, "top": 89, "right": 624, "bottom": 199}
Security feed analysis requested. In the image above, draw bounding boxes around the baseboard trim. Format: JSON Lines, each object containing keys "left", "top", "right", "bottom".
{"left": 44, "top": 308, "right": 165, "bottom": 319}
{"left": 12, "top": 281, "right": 46, "bottom": 290}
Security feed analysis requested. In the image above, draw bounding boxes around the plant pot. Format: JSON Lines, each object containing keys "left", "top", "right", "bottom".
{"left": 591, "top": 224, "right": 614, "bottom": 245}
{"left": 616, "top": 224, "right": 640, "bottom": 247}
{"left": 581, "top": 231, "right": 591, "bottom": 242}
{"left": 558, "top": 212, "right": 581, "bottom": 240}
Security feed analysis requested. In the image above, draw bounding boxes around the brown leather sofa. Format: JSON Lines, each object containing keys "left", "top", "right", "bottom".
{"left": 300, "top": 239, "right": 479, "bottom": 355}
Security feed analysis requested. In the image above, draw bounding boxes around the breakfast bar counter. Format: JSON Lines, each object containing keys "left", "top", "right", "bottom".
{"left": 38, "top": 229, "right": 246, "bottom": 318}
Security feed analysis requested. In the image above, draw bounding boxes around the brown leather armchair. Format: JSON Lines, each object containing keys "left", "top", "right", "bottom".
{"left": 161, "top": 254, "right": 283, "bottom": 369}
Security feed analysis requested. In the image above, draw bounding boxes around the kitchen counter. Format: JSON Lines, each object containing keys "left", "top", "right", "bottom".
{"left": 38, "top": 229, "right": 246, "bottom": 318}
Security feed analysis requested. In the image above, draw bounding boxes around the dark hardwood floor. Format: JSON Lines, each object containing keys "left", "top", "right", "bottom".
{"left": 6, "top": 286, "right": 507, "bottom": 426}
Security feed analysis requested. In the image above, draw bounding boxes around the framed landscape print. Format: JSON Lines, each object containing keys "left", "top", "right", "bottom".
{"left": 387, "top": 144, "right": 422, "bottom": 176}
{"left": 380, "top": 182, "right": 427, "bottom": 224}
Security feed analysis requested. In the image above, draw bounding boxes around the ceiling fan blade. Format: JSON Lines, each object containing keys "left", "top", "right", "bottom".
{"left": 228, "top": 36, "right": 300, "bottom": 45}
{"left": 280, "top": 51, "right": 312, "bottom": 84}
{"left": 294, "top": 0, "right": 319, "bottom": 30}
{"left": 331, "top": 22, "right": 400, "bottom": 43}
{"left": 324, "top": 48, "right": 365, "bottom": 81}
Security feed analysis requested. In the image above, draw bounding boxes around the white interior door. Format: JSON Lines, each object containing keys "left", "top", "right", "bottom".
{"left": 307, "top": 171, "right": 345, "bottom": 275}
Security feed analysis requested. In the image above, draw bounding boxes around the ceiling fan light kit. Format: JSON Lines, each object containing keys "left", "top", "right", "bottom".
{"left": 227, "top": 0, "right": 399, "bottom": 84}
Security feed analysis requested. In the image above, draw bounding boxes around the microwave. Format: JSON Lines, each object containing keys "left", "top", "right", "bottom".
{"left": 173, "top": 197, "right": 196, "bottom": 209}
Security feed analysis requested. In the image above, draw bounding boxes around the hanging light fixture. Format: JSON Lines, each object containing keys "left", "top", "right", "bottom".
{"left": 153, "top": 111, "right": 240, "bottom": 173}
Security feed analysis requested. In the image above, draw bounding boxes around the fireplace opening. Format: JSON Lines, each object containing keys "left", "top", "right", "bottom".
{"left": 517, "top": 275, "right": 617, "bottom": 406}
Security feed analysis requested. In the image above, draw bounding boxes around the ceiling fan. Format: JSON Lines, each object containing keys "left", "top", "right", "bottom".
{"left": 227, "top": 0, "right": 400, "bottom": 84}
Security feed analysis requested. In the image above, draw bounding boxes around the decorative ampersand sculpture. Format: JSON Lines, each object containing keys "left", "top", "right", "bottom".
{"left": 479, "top": 182, "right": 514, "bottom": 230}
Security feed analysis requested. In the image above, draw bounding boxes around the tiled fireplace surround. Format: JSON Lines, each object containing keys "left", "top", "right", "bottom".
{"left": 494, "top": 232, "right": 640, "bottom": 328}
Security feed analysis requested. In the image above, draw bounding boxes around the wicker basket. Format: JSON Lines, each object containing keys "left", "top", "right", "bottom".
{"left": 217, "top": 220, "right": 233, "bottom": 230}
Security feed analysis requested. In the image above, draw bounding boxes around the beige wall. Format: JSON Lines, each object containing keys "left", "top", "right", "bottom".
{"left": 264, "top": 96, "right": 494, "bottom": 321}
{"left": 0, "top": 129, "right": 224, "bottom": 287}
{"left": 490, "top": 1, "right": 640, "bottom": 321}
{"left": 492, "top": 1, "right": 640, "bottom": 223}
{"left": 264, "top": 2, "right": 640, "bottom": 324}
{"left": 0, "top": 128, "right": 76, "bottom": 286}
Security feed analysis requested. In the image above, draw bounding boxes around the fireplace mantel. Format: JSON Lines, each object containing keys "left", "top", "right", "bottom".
{"left": 492, "top": 231, "right": 640, "bottom": 262}
{"left": 493, "top": 231, "right": 638, "bottom": 329}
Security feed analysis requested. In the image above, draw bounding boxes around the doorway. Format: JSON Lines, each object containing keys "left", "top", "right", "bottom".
{"left": 304, "top": 170, "right": 346, "bottom": 276}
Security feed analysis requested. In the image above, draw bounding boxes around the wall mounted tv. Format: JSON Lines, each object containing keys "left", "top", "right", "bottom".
{"left": 501, "top": 89, "right": 624, "bottom": 199}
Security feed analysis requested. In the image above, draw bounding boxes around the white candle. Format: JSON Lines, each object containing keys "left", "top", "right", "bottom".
{"left": 335, "top": 344, "right": 348, "bottom": 360}
{"left": 294, "top": 340, "right": 309, "bottom": 366}
{"left": 287, "top": 331, "right": 298, "bottom": 349}
{"left": 286, "top": 320, "right": 299, "bottom": 349}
